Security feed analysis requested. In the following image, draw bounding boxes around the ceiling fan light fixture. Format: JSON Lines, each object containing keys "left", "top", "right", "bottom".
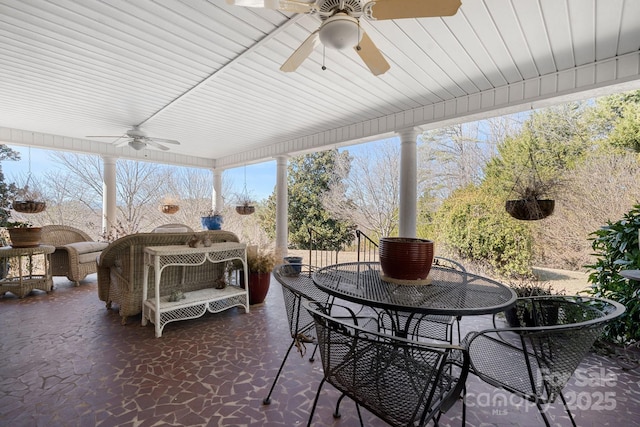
{"left": 319, "top": 13, "right": 362, "bottom": 50}
{"left": 129, "top": 139, "right": 146, "bottom": 151}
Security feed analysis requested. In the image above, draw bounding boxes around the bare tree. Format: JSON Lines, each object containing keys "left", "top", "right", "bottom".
{"left": 420, "top": 121, "right": 500, "bottom": 199}
{"left": 324, "top": 141, "right": 400, "bottom": 240}
{"left": 534, "top": 153, "right": 640, "bottom": 269}
{"left": 47, "top": 152, "right": 169, "bottom": 235}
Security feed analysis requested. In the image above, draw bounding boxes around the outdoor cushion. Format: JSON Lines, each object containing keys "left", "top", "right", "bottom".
{"left": 153, "top": 226, "right": 189, "bottom": 233}
{"left": 78, "top": 252, "right": 101, "bottom": 264}
{"left": 65, "top": 241, "right": 109, "bottom": 255}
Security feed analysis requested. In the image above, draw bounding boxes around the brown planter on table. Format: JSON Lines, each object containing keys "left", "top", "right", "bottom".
{"left": 379, "top": 237, "right": 435, "bottom": 282}
{"left": 8, "top": 227, "right": 43, "bottom": 248}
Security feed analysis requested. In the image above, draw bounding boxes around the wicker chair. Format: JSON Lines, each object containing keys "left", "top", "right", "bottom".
{"left": 40, "top": 225, "right": 108, "bottom": 286}
{"left": 305, "top": 301, "right": 469, "bottom": 427}
{"left": 377, "top": 257, "right": 465, "bottom": 343}
{"left": 463, "top": 295, "right": 625, "bottom": 426}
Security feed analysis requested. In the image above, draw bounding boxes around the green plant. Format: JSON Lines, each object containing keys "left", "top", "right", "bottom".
{"left": 432, "top": 185, "right": 534, "bottom": 277}
{"left": 506, "top": 278, "right": 559, "bottom": 297}
{"left": 585, "top": 204, "right": 640, "bottom": 344}
{"left": 201, "top": 209, "right": 222, "bottom": 217}
{"left": 247, "top": 249, "right": 276, "bottom": 274}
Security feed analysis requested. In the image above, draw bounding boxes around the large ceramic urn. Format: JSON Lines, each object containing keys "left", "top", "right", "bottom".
{"left": 379, "top": 237, "right": 435, "bottom": 282}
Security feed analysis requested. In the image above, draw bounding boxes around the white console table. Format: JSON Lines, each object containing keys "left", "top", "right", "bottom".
{"left": 141, "top": 242, "right": 249, "bottom": 337}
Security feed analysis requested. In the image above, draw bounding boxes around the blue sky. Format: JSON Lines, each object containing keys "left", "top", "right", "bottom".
{"left": 1, "top": 142, "right": 379, "bottom": 202}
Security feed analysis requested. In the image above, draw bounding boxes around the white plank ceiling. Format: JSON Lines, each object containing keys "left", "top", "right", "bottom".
{"left": 1, "top": 0, "right": 639, "bottom": 170}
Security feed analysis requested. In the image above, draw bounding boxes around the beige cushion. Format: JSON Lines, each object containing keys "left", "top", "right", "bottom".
{"left": 153, "top": 226, "right": 189, "bottom": 233}
{"left": 78, "top": 252, "right": 101, "bottom": 264}
{"left": 65, "top": 241, "right": 109, "bottom": 254}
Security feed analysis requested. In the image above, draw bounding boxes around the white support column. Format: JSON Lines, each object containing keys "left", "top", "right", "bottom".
{"left": 275, "top": 155, "right": 289, "bottom": 262}
{"left": 212, "top": 169, "right": 223, "bottom": 213}
{"left": 398, "top": 128, "right": 420, "bottom": 238}
{"left": 102, "top": 155, "right": 117, "bottom": 237}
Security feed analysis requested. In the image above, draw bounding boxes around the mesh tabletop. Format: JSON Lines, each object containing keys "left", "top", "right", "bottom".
{"left": 313, "top": 262, "right": 516, "bottom": 316}
{"left": 273, "top": 265, "right": 328, "bottom": 303}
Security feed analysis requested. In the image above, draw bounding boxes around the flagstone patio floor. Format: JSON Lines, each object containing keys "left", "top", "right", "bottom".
{"left": 1, "top": 275, "right": 639, "bottom": 426}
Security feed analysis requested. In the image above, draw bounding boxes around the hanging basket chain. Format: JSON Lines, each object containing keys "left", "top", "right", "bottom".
{"left": 236, "top": 165, "right": 255, "bottom": 215}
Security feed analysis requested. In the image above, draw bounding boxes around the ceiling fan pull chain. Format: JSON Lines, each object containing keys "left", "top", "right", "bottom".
{"left": 356, "top": 22, "right": 362, "bottom": 51}
{"left": 322, "top": 45, "right": 327, "bottom": 71}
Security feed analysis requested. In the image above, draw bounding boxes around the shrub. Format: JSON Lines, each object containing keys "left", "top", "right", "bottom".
{"left": 585, "top": 204, "right": 640, "bottom": 344}
{"left": 433, "top": 185, "right": 534, "bottom": 277}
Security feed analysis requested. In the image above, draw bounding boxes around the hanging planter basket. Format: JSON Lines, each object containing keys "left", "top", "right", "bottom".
{"left": 12, "top": 200, "right": 46, "bottom": 214}
{"left": 505, "top": 199, "right": 555, "bottom": 221}
{"left": 235, "top": 204, "right": 255, "bottom": 215}
{"left": 160, "top": 204, "right": 180, "bottom": 214}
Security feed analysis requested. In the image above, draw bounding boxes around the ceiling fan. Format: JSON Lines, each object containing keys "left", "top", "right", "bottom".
{"left": 86, "top": 126, "right": 180, "bottom": 151}
{"left": 226, "top": 0, "right": 461, "bottom": 76}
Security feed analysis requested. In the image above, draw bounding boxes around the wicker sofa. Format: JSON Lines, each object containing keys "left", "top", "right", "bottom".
{"left": 40, "top": 225, "right": 109, "bottom": 286}
{"left": 97, "top": 230, "right": 240, "bottom": 324}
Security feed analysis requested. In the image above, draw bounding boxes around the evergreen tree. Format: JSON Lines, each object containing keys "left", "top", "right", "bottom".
{"left": 0, "top": 145, "right": 21, "bottom": 226}
{"left": 259, "top": 150, "right": 356, "bottom": 250}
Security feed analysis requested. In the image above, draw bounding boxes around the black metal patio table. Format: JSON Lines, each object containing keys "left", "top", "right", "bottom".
{"left": 313, "top": 261, "right": 517, "bottom": 338}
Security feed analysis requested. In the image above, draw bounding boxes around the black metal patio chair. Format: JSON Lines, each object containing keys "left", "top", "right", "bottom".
{"left": 263, "top": 263, "right": 327, "bottom": 404}
{"left": 462, "top": 295, "right": 625, "bottom": 426}
{"left": 305, "top": 301, "right": 470, "bottom": 427}
{"left": 264, "top": 262, "right": 379, "bottom": 405}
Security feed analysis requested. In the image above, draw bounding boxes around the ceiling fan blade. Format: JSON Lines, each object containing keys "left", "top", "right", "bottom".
{"left": 225, "top": 0, "right": 277, "bottom": 9}
{"left": 112, "top": 138, "right": 128, "bottom": 147}
{"left": 85, "top": 135, "right": 124, "bottom": 138}
{"left": 277, "top": 0, "right": 314, "bottom": 13}
{"left": 280, "top": 30, "right": 320, "bottom": 72}
{"left": 146, "top": 140, "right": 170, "bottom": 151}
{"left": 366, "top": 0, "right": 461, "bottom": 20}
{"left": 355, "top": 32, "right": 390, "bottom": 76}
{"left": 148, "top": 137, "right": 180, "bottom": 145}
{"left": 226, "top": 0, "right": 312, "bottom": 12}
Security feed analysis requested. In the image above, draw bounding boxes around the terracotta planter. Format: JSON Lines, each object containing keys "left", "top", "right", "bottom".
{"left": 161, "top": 204, "right": 179, "bottom": 214}
{"left": 379, "top": 237, "right": 435, "bottom": 281}
{"left": 241, "top": 271, "right": 271, "bottom": 305}
{"left": 8, "top": 227, "right": 43, "bottom": 248}
{"left": 505, "top": 199, "right": 555, "bottom": 221}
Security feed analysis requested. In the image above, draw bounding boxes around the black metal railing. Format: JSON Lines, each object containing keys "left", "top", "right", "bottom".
{"left": 355, "top": 229, "right": 378, "bottom": 263}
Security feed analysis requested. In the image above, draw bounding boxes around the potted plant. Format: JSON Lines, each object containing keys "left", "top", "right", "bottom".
{"left": 505, "top": 183, "right": 556, "bottom": 221}
{"left": 242, "top": 246, "right": 276, "bottom": 305}
{"left": 160, "top": 196, "right": 179, "bottom": 215}
{"left": 505, "top": 149, "right": 561, "bottom": 221}
{"left": 235, "top": 167, "right": 255, "bottom": 215}
{"left": 201, "top": 209, "right": 223, "bottom": 230}
{"left": 1, "top": 202, "right": 41, "bottom": 248}
{"left": 2, "top": 220, "right": 42, "bottom": 248}
{"left": 235, "top": 199, "right": 255, "bottom": 216}
{"left": 504, "top": 280, "right": 560, "bottom": 327}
